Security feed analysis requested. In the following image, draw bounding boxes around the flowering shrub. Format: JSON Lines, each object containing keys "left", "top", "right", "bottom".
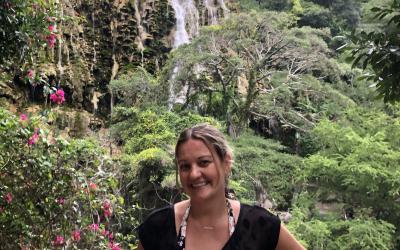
{"left": 0, "top": 108, "right": 131, "bottom": 249}
{"left": 50, "top": 89, "right": 65, "bottom": 105}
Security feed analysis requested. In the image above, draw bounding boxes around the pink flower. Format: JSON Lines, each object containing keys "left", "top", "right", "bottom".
{"left": 4, "top": 193, "right": 12, "bottom": 204}
{"left": 103, "top": 199, "right": 111, "bottom": 209}
{"left": 89, "top": 182, "right": 97, "bottom": 191}
{"left": 52, "top": 235, "right": 65, "bottom": 247}
{"left": 101, "top": 229, "right": 109, "bottom": 237}
{"left": 108, "top": 232, "right": 114, "bottom": 240}
{"left": 89, "top": 223, "right": 99, "bottom": 232}
{"left": 56, "top": 197, "right": 65, "bottom": 205}
{"left": 50, "top": 89, "right": 65, "bottom": 105}
{"left": 27, "top": 69, "right": 34, "bottom": 79}
{"left": 28, "top": 128, "right": 40, "bottom": 146}
{"left": 19, "top": 113, "right": 28, "bottom": 122}
{"left": 103, "top": 199, "right": 112, "bottom": 217}
{"left": 108, "top": 242, "right": 121, "bottom": 250}
{"left": 48, "top": 25, "right": 55, "bottom": 33}
{"left": 56, "top": 89, "right": 65, "bottom": 97}
{"left": 104, "top": 208, "right": 112, "bottom": 217}
{"left": 72, "top": 230, "right": 81, "bottom": 241}
{"left": 47, "top": 33, "right": 56, "bottom": 48}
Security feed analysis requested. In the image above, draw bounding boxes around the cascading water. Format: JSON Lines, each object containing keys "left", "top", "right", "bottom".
{"left": 203, "top": 0, "right": 229, "bottom": 26}
{"left": 168, "top": 0, "right": 228, "bottom": 110}
{"left": 171, "top": 0, "right": 199, "bottom": 48}
{"left": 168, "top": 0, "right": 199, "bottom": 110}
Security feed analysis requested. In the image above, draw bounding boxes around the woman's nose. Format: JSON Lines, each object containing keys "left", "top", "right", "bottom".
{"left": 189, "top": 165, "right": 202, "bottom": 179}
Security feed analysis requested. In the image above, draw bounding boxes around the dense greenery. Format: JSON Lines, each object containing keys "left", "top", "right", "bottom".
{"left": 0, "top": 108, "right": 128, "bottom": 249}
{"left": 350, "top": 0, "right": 400, "bottom": 102}
{"left": 1, "top": 0, "right": 400, "bottom": 249}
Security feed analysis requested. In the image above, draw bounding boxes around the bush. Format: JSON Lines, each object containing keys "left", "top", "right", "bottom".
{"left": 0, "top": 108, "right": 129, "bottom": 249}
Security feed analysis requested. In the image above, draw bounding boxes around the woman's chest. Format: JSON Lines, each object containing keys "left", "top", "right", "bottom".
{"left": 184, "top": 225, "right": 230, "bottom": 250}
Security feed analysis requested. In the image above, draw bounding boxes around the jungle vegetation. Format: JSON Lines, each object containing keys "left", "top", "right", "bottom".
{"left": 0, "top": 0, "right": 399, "bottom": 249}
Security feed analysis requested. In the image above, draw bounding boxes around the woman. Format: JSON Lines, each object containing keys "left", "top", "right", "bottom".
{"left": 137, "top": 124, "right": 305, "bottom": 250}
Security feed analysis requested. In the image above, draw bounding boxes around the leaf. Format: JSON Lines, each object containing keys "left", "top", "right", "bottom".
{"left": 370, "top": 7, "right": 382, "bottom": 12}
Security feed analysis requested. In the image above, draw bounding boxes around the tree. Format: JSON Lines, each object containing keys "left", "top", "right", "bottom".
{"left": 163, "top": 11, "right": 321, "bottom": 136}
{"left": 302, "top": 107, "right": 400, "bottom": 229}
{"left": 350, "top": 0, "right": 400, "bottom": 103}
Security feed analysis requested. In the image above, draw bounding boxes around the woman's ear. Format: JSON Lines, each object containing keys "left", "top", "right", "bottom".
{"left": 224, "top": 152, "right": 233, "bottom": 174}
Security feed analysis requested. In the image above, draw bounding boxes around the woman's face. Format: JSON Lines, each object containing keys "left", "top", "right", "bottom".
{"left": 176, "top": 139, "right": 230, "bottom": 202}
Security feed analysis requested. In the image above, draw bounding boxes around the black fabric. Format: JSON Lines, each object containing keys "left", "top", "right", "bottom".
{"left": 137, "top": 203, "right": 281, "bottom": 250}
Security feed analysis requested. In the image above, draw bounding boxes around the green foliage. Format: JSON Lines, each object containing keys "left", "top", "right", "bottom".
{"left": 109, "top": 67, "right": 159, "bottom": 107}
{"left": 230, "top": 132, "right": 302, "bottom": 208}
{"left": 111, "top": 107, "right": 217, "bottom": 154}
{"left": 298, "top": 2, "right": 335, "bottom": 29}
{"left": 299, "top": 0, "right": 361, "bottom": 34}
{"left": 0, "top": 0, "right": 50, "bottom": 65}
{"left": 288, "top": 205, "right": 396, "bottom": 250}
{"left": 0, "top": 107, "right": 130, "bottom": 249}
{"left": 302, "top": 107, "right": 400, "bottom": 228}
{"left": 162, "top": 11, "right": 336, "bottom": 136}
{"left": 237, "top": 0, "right": 291, "bottom": 11}
{"left": 350, "top": 0, "right": 400, "bottom": 103}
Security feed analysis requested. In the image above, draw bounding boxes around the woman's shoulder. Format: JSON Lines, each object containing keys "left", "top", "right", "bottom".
{"left": 137, "top": 205, "right": 177, "bottom": 250}
{"left": 241, "top": 203, "right": 279, "bottom": 218}
{"left": 140, "top": 205, "right": 174, "bottom": 227}
{"left": 239, "top": 203, "right": 281, "bottom": 227}
{"left": 225, "top": 203, "right": 281, "bottom": 249}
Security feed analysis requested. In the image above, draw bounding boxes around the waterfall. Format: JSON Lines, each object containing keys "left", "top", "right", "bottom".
{"left": 168, "top": 0, "right": 199, "bottom": 110}
{"left": 203, "top": 0, "right": 230, "bottom": 26}
{"left": 168, "top": 0, "right": 228, "bottom": 110}
{"left": 170, "top": 0, "right": 199, "bottom": 48}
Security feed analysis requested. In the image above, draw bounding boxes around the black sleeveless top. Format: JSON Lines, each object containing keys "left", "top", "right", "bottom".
{"left": 137, "top": 203, "right": 281, "bottom": 250}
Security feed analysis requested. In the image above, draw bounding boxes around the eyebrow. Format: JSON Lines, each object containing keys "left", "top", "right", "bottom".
{"left": 177, "top": 155, "right": 213, "bottom": 164}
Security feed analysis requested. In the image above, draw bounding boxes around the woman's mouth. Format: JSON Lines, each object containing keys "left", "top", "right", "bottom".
{"left": 191, "top": 181, "right": 208, "bottom": 188}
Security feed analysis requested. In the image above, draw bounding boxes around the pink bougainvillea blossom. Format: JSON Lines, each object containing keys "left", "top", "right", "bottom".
{"left": 47, "top": 33, "right": 57, "bottom": 48}
{"left": 27, "top": 69, "right": 35, "bottom": 79}
{"left": 104, "top": 208, "right": 112, "bottom": 217}
{"left": 72, "top": 230, "right": 81, "bottom": 241}
{"left": 89, "top": 223, "right": 99, "bottom": 232}
{"left": 52, "top": 235, "right": 65, "bottom": 247}
{"left": 103, "top": 199, "right": 111, "bottom": 209}
{"left": 108, "top": 232, "right": 114, "bottom": 240}
{"left": 56, "top": 197, "right": 65, "bottom": 205}
{"left": 103, "top": 199, "right": 112, "bottom": 217}
{"left": 101, "top": 229, "right": 109, "bottom": 237}
{"left": 89, "top": 182, "right": 97, "bottom": 191}
{"left": 19, "top": 113, "right": 28, "bottom": 122}
{"left": 48, "top": 24, "right": 55, "bottom": 33}
{"left": 5, "top": 193, "right": 12, "bottom": 204}
{"left": 108, "top": 242, "right": 121, "bottom": 250}
{"left": 50, "top": 89, "right": 65, "bottom": 105}
{"left": 28, "top": 128, "right": 40, "bottom": 146}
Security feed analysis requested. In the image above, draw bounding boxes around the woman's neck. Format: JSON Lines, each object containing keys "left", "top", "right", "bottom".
{"left": 189, "top": 195, "right": 227, "bottom": 224}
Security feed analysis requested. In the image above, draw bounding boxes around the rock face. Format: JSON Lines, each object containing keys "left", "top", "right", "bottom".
{"left": 51, "top": 0, "right": 175, "bottom": 114}
{"left": 22, "top": 0, "right": 233, "bottom": 115}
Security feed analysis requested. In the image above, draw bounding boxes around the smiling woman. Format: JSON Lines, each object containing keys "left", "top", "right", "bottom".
{"left": 137, "top": 124, "right": 305, "bottom": 250}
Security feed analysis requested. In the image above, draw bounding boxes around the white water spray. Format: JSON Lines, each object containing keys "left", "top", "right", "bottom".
{"left": 168, "top": 0, "right": 228, "bottom": 110}
{"left": 171, "top": 0, "right": 199, "bottom": 48}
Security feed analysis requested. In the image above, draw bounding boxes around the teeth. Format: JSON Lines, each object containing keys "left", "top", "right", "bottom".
{"left": 192, "top": 182, "right": 207, "bottom": 188}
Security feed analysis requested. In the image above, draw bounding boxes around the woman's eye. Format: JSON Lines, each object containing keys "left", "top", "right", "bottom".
{"left": 199, "top": 160, "right": 211, "bottom": 167}
{"left": 179, "top": 164, "right": 190, "bottom": 171}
